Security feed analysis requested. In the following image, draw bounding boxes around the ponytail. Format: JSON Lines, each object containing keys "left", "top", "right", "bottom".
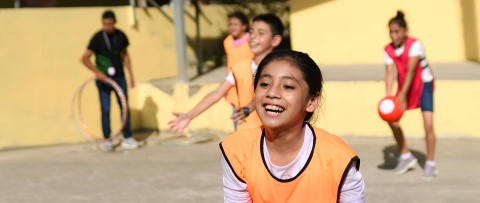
{"left": 389, "top": 10, "right": 408, "bottom": 29}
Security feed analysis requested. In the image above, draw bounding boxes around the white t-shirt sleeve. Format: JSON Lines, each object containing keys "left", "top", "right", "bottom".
{"left": 221, "top": 156, "right": 252, "bottom": 203}
{"left": 225, "top": 71, "right": 235, "bottom": 85}
{"left": 339, "top": 162, "right": 366, "bottom": 203}
{"left": 409, "top": 40, "right": 425, "bottom": 58}
{"left": 384, "top": 52, "right": 394, "bottom": 65}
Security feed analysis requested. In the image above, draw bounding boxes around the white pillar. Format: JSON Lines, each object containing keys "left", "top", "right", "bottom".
{"left": 173, "top": 0, "right": 188, "bottom": 83}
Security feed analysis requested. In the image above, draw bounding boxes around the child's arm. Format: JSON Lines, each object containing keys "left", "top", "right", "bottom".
{"left": 398, "top": 56, "right": 420, "bottom": 108}
{"left": 81, "top": 50, "right": 108, "bottom": 82}
{"left": 122, "top": 49, "right": 135, "bottom": 88}
{"left": 168, "top": 80, "right": 234, "bottom": 135}
{"left": 221, "top": 156, "right": 252, "bottom": 203}
{"left": 385, "top": 63, "right": 395, "bottom": 96}
{"left": 339, "top": 162, "right": 366, "bottom": 203}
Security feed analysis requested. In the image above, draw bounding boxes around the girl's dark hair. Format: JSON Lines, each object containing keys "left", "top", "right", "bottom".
{"left": 252, "top": 14, "right": 284, "bottom": 37}
{"left": 254, "top": 50, "right": 323, "bottom": 123}
{"left": 102, "top": 10, "right": 116, "bottom": 21}
{"left": 228, "top": 11, "right": 249, "bottom": 32}
{"left": 389, "top": 10, "right": 407, "bottom": 29}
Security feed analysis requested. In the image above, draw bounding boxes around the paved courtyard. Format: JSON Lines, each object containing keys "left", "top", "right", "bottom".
{"left": 0, "top": 131, "right": 478, "bottom": 203}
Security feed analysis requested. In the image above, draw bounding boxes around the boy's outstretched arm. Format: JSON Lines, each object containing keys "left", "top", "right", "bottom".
{"left": 168, "top": 80, "right": 234, "bottom": 135}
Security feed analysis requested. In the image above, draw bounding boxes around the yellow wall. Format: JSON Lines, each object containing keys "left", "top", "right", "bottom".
{"left": 315, "top": 81, "right": 480, "bottom": 137}
{"left": 291, "top": 0, "right": 480, "bottom": 64}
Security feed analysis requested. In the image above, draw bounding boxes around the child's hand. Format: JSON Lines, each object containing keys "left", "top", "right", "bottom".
{"left": 130, "top": 78, "right": 136, "bottom": 88}
{"left": 168, "top": 112, "right": 191, "bottom": 135}
{"left": 232, "top": 107, "right": 247, "bottom": 124}
{"left": 397, "top": 95, "right": 407, "bottom": 110}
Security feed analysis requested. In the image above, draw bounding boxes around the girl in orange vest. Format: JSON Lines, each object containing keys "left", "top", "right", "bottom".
{"left": 384, "top": 11, "right": 437, "bottom": 178}
{"left": 220, "top": 50, "right": 366, "bottom": 203}
{"left": 224, "top": 11, "right": 254, "bottom": 107}
{"left": 224, "top": 11, "right": 254, "bottom": 129}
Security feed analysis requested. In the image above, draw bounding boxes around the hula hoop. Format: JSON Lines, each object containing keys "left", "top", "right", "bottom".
{"left": 70, "top": 77, "right": 128, "bottom": 144}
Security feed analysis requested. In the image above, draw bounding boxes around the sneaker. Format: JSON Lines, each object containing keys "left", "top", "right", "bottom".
{"left": 102, "top": 140, "right": 114, "bottom": 152}
{"left": 394, "top": 156, "right": 417, "bottom": 175}
{"left": 121, "top": 137, "right": 140, "bottom": 149}
{"left": 422, "top": 165, "right": 438, "bottom": 179}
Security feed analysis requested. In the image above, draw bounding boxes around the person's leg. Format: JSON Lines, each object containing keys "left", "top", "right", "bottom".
{"left": 420, "top": 81, "right": 436, "bottom": 161}
{"left": 114, "top": 76, "right": 139, "bottom": 149}
{"left": 389, "top": 121, "right": 417, "bottom": 174}
{"left": 96, "top": 81, "right": 112, "bottom": 139}
{"left": 420, "top": 82, "right": 437, "bottom": 177}
{"left": 422, "top": 111, "right": 436, "bottom": 161}
{"left": 388, "top": 121, "right": 408, "bottom": 154}
{"left": 114, "top": 76, "right": 132, "bottom": 139}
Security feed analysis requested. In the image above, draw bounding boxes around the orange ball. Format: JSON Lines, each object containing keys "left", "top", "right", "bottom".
{"left": 378, "top": 96, "right": 404, "bottom": 122}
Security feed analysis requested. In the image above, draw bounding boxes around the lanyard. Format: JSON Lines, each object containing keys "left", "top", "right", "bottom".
{"left": 102, "top": 31, "right": 113, "bottom": 51}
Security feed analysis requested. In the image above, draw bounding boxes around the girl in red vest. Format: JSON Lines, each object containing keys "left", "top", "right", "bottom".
{"left": 220, "top": 50, "right": 365, "bottom": 202}
{"left": 384, "top": 11, "right": 437, "bottom": 178}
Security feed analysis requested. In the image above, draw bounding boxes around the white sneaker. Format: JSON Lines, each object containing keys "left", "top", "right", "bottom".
{"left": 394, "top": 156, "right": 418, "bottom": 175}
{"left": 121, "top": 137, "right": 140, "bottom": 149}
{"left": 422, "top": 164, "right": 438, "bottom": 179}
{"left": 102, "top": 140, "right": 114, "bottom": 152}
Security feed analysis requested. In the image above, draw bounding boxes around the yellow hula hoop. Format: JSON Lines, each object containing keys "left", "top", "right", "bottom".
{"left": 70, "top": 77, "right": 128, "bottom": 144}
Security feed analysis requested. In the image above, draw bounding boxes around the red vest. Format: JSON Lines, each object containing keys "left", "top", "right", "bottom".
{"left": 384, "top": 37, "right": 424, "bottom": 110}
{"left": 220, "top": 124, "right": 359, "bottom": 202}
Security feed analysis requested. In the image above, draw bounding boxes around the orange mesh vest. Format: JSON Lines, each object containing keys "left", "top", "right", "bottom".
{"left": 224, "top": 34, "right": 254, "bottom": 106}
{"left": 231, "top": 59, "right": 261, "bottom": 130}
{"left": 220, "top": 124, "right": 360, "bottom": 203}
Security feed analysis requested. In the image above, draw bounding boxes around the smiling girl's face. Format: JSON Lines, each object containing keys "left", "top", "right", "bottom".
{"left": 254, "top": 60, "right": 318, "bottom": 131}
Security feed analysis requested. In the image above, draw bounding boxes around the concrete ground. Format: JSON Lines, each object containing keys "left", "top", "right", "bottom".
{"left": 0, "top": 131, "right": 479, "bottom": 203}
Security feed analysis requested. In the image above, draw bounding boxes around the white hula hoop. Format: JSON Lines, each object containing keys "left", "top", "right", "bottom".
{"left": 70, "top": 77, "right": 128, "bottom": 144}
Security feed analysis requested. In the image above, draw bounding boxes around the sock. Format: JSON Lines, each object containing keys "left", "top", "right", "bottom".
{"left": 400, "top": 152, "right": 413, "bottom": 160}
{"left": 425, "top": 160, "right": 436, "bottom": 167}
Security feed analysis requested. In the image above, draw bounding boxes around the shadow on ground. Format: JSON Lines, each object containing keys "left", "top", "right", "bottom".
{"left": 377, "top": 144, "right": 426, "bottom": 170}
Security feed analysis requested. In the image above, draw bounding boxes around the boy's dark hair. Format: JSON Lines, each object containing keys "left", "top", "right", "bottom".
{"left": 389, "top": 10, "right": 407, "bottom": 29}
{"left": 253, "top": 14, "right": 284, "bottom": 37}
{"left": 254, "top": 50, "right": 323, "bottom": 123}
{"left": 102, "top": 10, "right": 116, "bottom": 22}
{"left": 228, "top": 11, "right": 249, "bottom": 32}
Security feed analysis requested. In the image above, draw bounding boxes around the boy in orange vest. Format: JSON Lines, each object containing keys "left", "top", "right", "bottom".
{"left": 169, "top": 14, "right": 284, "bottom": 135}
